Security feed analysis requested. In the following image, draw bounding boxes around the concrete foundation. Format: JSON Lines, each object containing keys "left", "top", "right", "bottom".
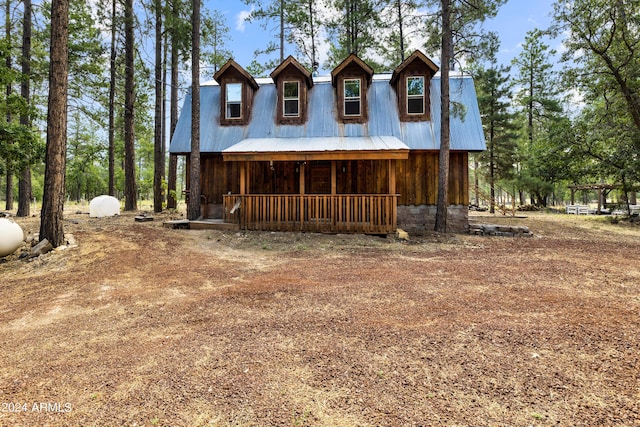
{"left": 398, "top": 204, "right": 469, "bottom": 233}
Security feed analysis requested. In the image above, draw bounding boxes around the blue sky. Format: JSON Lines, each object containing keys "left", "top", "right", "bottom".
{"left": 205, "top": 0, "right": 560, "bottom": 75}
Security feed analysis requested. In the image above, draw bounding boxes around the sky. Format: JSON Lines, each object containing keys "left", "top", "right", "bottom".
{"left": 204, "top": 0, "right": 561, "bottom": 76}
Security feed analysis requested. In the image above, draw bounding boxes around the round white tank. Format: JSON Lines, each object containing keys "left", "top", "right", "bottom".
{"left": 0, "top": 218, "right": 24, "bottom": 257}
{"left": 89, "top": 195, "right": 121, "bottom": 218}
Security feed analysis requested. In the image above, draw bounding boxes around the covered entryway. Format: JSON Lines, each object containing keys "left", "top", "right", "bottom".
{"left": 221, "top": 136, "right": 409, "bottom": 233}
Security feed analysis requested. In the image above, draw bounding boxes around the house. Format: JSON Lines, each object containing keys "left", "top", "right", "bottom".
{"left": 168, "top": 51, "right": 485, "bottom": 233}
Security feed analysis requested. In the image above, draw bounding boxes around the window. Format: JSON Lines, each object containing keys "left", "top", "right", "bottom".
{"left": 225, "top": 83, "right": 242, "bottom": 119}
{"left": 407, "top": 76, "right": 425, "bottom": 115}
{"left": 283, "top": 81, "right": 299, "bottom": 117}
{"left": 344, "top": 78, "right": 361, "bottom": 116}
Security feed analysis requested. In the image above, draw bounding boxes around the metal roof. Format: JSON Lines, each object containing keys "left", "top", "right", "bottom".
{"left": 222, "top": 136, "right": 409, "bottom": 161}
{"left": 169, "top": 74, "right": 485, "bottom": 154}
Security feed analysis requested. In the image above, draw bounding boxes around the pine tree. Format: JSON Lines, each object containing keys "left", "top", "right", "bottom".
{"left": 187, "top": 0, "right": 201, "bottom": 220}
{"left": 17, "top": 0, "right": 32, "bottom": 217}
{"left": 40, "top": 0, "right": 69, "bottom": 247}
{"left": 429, "top": 0, "right": 506, "bottom": 232}
{"left": 123, "top": 0, "right": 136, "bottom": 210}
{"left": 473, "top": 35, "right": 518, "bottom": 213}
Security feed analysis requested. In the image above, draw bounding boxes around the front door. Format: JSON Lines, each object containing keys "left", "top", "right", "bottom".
{"left": 309, "top": 161, "right": 331, "bottom": 194}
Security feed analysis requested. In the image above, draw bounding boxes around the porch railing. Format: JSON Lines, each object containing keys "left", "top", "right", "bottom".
{"left": 223, "top": 194, "right": 398, "bottom": 233}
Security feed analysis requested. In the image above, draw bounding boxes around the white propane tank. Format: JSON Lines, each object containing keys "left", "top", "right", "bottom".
{"left": 89, "top": 195, "right": 121, "bottom": 218}
{"left": 0, "top": 218, "right": 24, "bottom": 257}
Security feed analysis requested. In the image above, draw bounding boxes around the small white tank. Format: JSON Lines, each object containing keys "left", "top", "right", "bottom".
{"left": 89, "top": 195, "right": 121, "bottom": 218}
{"left": 0, "top": 218, "right": 24, "bottom": 257}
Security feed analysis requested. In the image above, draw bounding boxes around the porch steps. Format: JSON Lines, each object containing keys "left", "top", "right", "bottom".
{"left": 163, "top": 219, "right": 240, "bottom": 231}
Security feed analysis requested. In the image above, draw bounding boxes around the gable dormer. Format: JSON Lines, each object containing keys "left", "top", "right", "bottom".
{"left": 331, "top": 53, "right": 374, "bottom": 124}
{"left": 214, "top": 59, "right": 259, "bottom": 126}
{"left": 390, "top": 50, "right": 439, "bottom": 122}
{"left": 270, "top": 56, "right": 313, "bottom": 125}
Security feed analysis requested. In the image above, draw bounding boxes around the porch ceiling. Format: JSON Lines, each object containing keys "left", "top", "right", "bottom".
{"left": 222, "top": 136, "right": 409, "bottom": 161}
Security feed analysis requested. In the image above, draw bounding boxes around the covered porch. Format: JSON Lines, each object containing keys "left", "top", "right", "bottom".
{"left": 221, "top": 136, "right": 409, "bottom": 234}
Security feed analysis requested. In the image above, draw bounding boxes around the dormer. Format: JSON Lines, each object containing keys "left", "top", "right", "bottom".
{"left": 214, "top": 59, "right": 259, "bottom": 126}
{"left": 390, "top": 50, "right": 439, "bottom": 122}
{"left": 330, "top": 53, "right": 374, "bottom": 124}
{"left": 270, "top": 56, "right": 314, "bottom": 125}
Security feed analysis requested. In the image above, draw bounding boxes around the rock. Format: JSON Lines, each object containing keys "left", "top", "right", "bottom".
{"left": 396, "top": 228, "right": 410, "bottom": 240}
{"left": 30, "top": 239, "right": 53, "bottom": 258}
{"left": 65, "top": 234, "right": 77, "bottom": 247}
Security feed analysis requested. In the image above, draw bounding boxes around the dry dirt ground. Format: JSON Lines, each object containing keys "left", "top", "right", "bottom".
{"left": 0, "top": 208, "right": 639, "bottom": 426}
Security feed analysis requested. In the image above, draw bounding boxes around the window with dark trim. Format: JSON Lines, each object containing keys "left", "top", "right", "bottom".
{"left": 283, "top": 81, "right": 300, "bottom": 117}
{"left": 407, "top": 76, "right": 425, "bottom": 115}
{"left": 344, "top": 78, "right": 361, "bottom": 116}
{"left": 225, "top": 83, "right": 242, "bottom": 119}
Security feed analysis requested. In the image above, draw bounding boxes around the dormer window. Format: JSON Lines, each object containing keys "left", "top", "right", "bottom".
{"left": 407, "top": 76, "right": 425, "bottom": 115}
{"left": 226, "top": 83, "right": 242, "bottom": 119}
{"left": 344, "top": 78, "right": 361, "bottom": 116}
{"left": 390, "top": 50, "right": 439, "bottom": 122}
{"left": 331, "top": 54, "right": 373, "bottom": 124}
{"left": 283, "top": 81, "right": 300, "bottom": 117}
{"left": 270, "top": 56, "right": 313, "bottom": 125}
{"left": 214, "top": 59, "right": 259, "bottom": 126}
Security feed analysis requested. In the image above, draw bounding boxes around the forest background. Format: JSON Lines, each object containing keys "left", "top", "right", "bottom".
{"left": 0, "top": 0, "right": 638, "bottom": 220}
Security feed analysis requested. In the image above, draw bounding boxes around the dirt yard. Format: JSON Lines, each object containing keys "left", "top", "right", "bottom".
{"left": 0, "top": 208, "right": 639, "bottom": 426}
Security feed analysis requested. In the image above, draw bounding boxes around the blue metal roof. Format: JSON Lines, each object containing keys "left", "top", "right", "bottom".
{"left": 169, "top": 74, "right": 485, "bottom": 154}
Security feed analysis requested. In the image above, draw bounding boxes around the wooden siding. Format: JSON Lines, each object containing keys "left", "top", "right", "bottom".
{"left": 200, "top": 155, "right": 240, "bottom": 204}
{"left": 199, "top": 151, "right": 468, "bottom": 207}
{"left": 396, "top": 151, "right": 468, "bottom": 205}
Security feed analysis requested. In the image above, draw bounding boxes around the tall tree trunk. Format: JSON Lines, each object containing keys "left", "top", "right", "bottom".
{"left": 187, "top": 0, "right": 201, "bottom": 220}
{"left": 17, "top": 167, "right": 30, "bottom": 215}
{"left": 434, "top": 0, "right": 451, "bottom": 233}
{"left": 397, "top": 0, "right": 405, "bottom": 61}
{"left": 5, "top": 0, "right": 13, "bottom": 211}
{"left": 108, "top": 0, "right": 117, "bottom": 196}
{"left": 17, "top": 0, "right": 32, "bottom": 217}
{"left": 153, "top": 0, "right": 163, "bottom": 213}
{"left": 161, "top": 26, "right": 167, "bottom": 197}
{"left": 489, "top": 103, "right": 496, "bottom": 214}
{"left": 527, "top": 53, "right": 534, "bottom": 145}
{"left": 123, "top": 0, "right": 137, "bottom": 210}
{"left": 167, "top": 0, "right": 179, "bottom": 210}
{"left": 5, "top": 170, "right": 13, "bottom": 210}
{"left": 279, "top": 0, "right": 284, "bottom": 62}
{"left": 309, "top": 0, "right": 317, "bottom": 71}
{"left": 40, "top": 0, "right": 69, "bottom": 247}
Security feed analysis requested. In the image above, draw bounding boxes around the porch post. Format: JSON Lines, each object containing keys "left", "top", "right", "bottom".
{"left": 239, "top": 161, "right": 246, "bottom": 195}
{"left": 331, "top": 161, "right": 338, "bottom": 229}
{"left": 299, "top": 162, "right": 305, "bottom": 228}
{"left": 331, "top": 161, "right": 337, "bottom": 195}
{"left": 389, "top": 159, "right": 397, "bottom": 230}
{"left": 299, "top": 162, "right": 305, "bottom": 194}
{"left": 388, "top": 159, "right": 396, "bottom": 194}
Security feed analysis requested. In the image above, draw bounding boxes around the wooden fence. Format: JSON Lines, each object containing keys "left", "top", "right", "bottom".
{"left": 223, "top": 194, "right": 398, "bottom": 233}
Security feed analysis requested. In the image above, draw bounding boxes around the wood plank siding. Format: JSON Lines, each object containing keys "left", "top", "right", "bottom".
{"left": 396, "top": 151, "right": 468, "bottom": 206}
{"left": 197, "top": 151, "right": 468, "bottom": 209}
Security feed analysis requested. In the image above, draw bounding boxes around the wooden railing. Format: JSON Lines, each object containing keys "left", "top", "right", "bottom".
{"left": 223, "top": 194, "right": 398, "bottom": 233}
